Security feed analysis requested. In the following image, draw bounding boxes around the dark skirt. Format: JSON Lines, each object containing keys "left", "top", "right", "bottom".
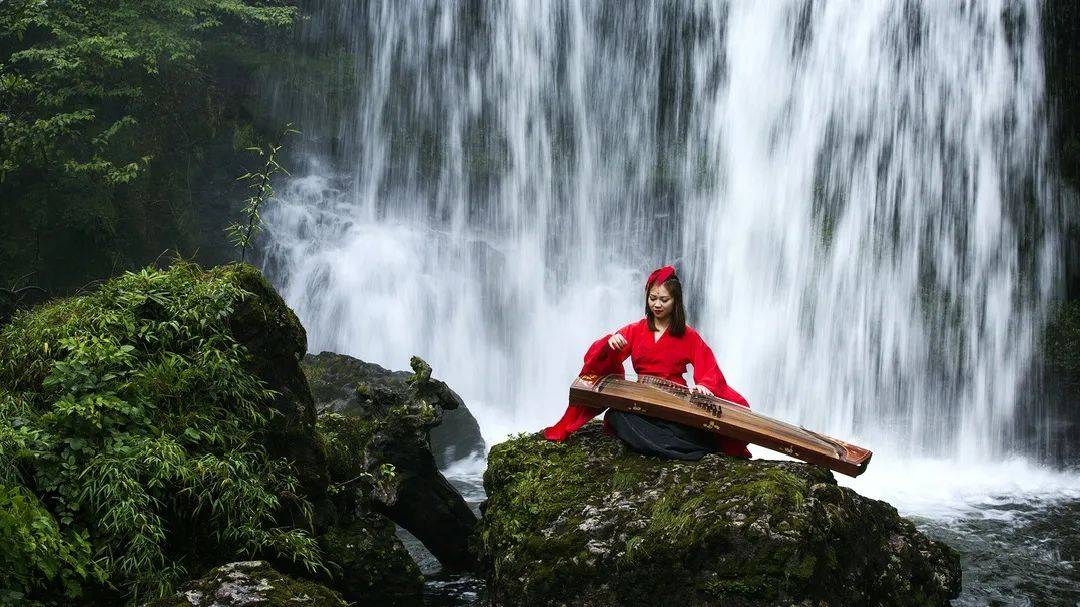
{"left": 605, "top": 409, "right": 718, "bottom": 461}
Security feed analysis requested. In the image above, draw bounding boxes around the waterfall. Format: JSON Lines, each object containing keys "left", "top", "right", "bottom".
{"left": 259, "top": 0, "right": 1061, "bottom": 463}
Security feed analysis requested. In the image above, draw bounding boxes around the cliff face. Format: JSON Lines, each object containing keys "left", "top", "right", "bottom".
{"left": 1045, "top": 1, "right": 1080, "bottom": 297}
{"left": 476, "top": 425, "right": 961, "bottom": 607}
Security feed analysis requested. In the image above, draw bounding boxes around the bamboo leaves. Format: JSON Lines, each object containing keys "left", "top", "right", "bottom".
{"left": 0, "top": 263, "right": 323, "bottom": 604}
{"left": 227, "top": 123, "right": 299, "bottom": 263}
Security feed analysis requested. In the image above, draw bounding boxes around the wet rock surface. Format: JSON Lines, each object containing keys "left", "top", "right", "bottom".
{"left": 476, "top": 424, "right": 962, "bottom": 607}
{"left": 304, "top": 351, "right": 486, "bottom": 467}
{"left": 142, "top": 561, "right": 347, "bottom": 607}
{"left": 305, "top": 351, "right": 480, "bottom": 571}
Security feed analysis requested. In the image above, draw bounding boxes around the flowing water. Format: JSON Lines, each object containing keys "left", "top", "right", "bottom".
{"left": 258, "top": 1, "right": 1078, "bottom": 603}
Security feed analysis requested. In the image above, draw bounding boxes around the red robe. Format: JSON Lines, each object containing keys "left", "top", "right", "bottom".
{"left": 543, "top": 318, "right": 752, "bottom": 458}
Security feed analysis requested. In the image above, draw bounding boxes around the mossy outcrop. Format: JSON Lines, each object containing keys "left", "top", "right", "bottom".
{"left": 0, "top": 262, "right": 329, "bottom": 604}
{"left": 476, "top": 424, "right": 961, "bottom": 607}
{"left": 305, "top": 352, "right": 479, "bottom": 571}
{"left": 142, "top": 561, "right": 346, "bottom": 607}
{"left": 304, "top": 350, "right": 486, "bottom": 467}
{"left": 0, "top": 262, "right": 423, "bottom": 605}
{"left": 315, "top": 513, "right": 425, "bottom": 605}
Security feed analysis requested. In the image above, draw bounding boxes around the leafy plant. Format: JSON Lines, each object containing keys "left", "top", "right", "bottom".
{"left": 227, "top": 123, "right": 299, "bottom": 262}
{"left": 0, "top": 0, "right": 299, "bottom": 292}
{"left": 0, "top": 262, "right": 323, "bottom": 605}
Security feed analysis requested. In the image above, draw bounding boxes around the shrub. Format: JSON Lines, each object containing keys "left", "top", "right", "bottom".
{"left": 0, "top": 262, "right": 322, "bottom": 605}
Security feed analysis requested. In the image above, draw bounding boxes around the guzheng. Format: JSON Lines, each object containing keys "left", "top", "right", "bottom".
{"left": 569, "top": 374, "right": 872, "bottom": 477}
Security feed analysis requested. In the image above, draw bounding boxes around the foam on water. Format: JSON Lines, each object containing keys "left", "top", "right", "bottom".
{"left": 836, "top": 455, "right": 1080, "bottom": 522}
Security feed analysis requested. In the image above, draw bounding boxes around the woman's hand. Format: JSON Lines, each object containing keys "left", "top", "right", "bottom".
{"left": 608, "top": 333, "right": 628, "bottom": 350}
{"left": 691, "top": 384, "right": 713, "bottom": 397}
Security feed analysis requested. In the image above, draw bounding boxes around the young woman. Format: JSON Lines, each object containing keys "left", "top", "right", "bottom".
{"left": 542, "top": 265, "right": 752, "bottom": 460}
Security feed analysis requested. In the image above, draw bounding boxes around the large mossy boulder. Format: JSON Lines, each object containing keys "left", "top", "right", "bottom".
{"left": 0, "top": 263, "right": 329, "bottom": 604}
{"left": 142, "top": 561, "right": 346, "bottom": 607}
{"left": 304, "top": 352, "right": 480, "bottom": 571}
{"left": 476, "top": 424, "right": 961, "bottom": 607}
{"left": 0, "top": 263, "right": 417, "bottom": 605}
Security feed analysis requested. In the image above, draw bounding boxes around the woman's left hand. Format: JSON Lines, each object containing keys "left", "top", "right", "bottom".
{"left": 691, "top": 385, "right": 713, "bottom": 396}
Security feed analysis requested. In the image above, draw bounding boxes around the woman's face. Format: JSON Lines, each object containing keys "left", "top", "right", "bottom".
{"left": 648, "top": 284, "right": 675, "bottom": 322}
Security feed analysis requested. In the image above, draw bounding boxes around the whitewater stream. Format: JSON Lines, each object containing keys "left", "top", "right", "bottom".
{"left": 258, "top": 2, "right": 1079, "bottom": 604}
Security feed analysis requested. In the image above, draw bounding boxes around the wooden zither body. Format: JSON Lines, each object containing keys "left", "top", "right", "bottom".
{"left": 570, "top": 374, "right": 873, "bottom": 477}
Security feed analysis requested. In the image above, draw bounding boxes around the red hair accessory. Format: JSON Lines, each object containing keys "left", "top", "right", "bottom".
{"left": 646, "top": 265, "right": 677, "bottom": 290}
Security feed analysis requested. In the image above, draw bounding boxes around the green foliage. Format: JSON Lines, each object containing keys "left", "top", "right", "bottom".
{"left": 0, "top": 262, "right": 322, "bottom": 605}
{"left": 0, "top": 0, "right": 299, "bottom": 291}
{"left": 227, "top": 123, "right": 298, "bottom": 262}
{"left": 317, "top": 412, "right": 398, "bottom": 506}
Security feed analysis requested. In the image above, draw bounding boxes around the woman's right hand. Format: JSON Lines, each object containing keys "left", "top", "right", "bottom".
{"left": 608, "top": 333, "right": 627, "bottom": 350}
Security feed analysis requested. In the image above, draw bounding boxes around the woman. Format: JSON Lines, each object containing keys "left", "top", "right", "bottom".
{"left": 542, "top": 265, "right": 752, "bottom": 460}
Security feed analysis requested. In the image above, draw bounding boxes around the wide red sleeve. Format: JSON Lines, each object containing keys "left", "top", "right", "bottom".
{"left": 690, "top": 330, "right": 749, "bottom": 407}
{"left": 542, "top": 323, "right": 635, "bottom": 441}
{"left": 690, "top": 330, "right": 752, "bottom": 458}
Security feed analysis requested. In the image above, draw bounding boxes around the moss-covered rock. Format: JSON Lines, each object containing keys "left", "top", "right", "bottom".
{"left": 303, "top": 351, "right": 486, "bottom": 467}
{"left": 0, "top": 262, "right": 331, "bottom": 604}
{"left": 142, "top": 561, "right": 346, "bottom": 607}
{"left": 305, "top": 352, "right": 479, "bottom": 571}
{"left": 219, "top": 265, "right": 331, "bottom": 527}
{"left": 316, "top": 513, "right": 425, "bottom": 606}
{"left": 0, "top": 262, "right": 427, "bottom": 605}
{"left": 476, "top": 424, "right": 961, "bottom": 607}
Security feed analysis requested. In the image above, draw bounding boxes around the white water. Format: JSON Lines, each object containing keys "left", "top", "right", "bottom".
{"left": 260, "top": 1, "right": 1067, "bottom": 499}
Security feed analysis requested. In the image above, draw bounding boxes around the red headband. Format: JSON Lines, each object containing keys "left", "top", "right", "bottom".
{"left": 646, "top": 265, "right": 677, "bottom": 290}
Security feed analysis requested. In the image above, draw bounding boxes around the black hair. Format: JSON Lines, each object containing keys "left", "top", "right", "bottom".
{"left": 644, "top": 276, "right": 686, "bottom": 336}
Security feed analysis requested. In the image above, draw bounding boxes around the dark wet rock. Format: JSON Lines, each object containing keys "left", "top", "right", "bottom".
{"left": 1035, "top": 300, "right": 1080, "bottom": 466}
{"left": 476, "top": 424, "right": 962, "bottom": 607}
{"left": 142, "top": 561, "right": 347, "bottom": 607}
{"left": 222, "top": 265, "right": 332, "bottom": 528}
{"left": 304, "top": 350, "right": 486, "bottom": 467}
{"left": 307, "top": 352, "right": 479, "bottom": 571}
{"left": 315, "top": 513, "right": 425, "bottom": 606}
{"left": 434, "top": 406, "right": 487, "bottom": 467}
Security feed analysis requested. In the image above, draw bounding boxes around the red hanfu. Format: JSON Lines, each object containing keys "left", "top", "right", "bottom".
{"left": 543, "top": 317, "right": 752, "bottom": 458}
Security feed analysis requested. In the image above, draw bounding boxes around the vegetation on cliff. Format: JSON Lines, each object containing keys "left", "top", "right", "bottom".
{"left": 0, "top": 262, "right": 323, "bottom": 605}
{"left": 0, "top": 0, "right": 298, "bottom": 293}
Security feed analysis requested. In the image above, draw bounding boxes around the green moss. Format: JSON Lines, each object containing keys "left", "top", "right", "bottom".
{"left": 701, "top": 575, "right": 776, "bottom": 600}
{"left": 0, "top": 262, "right": 323, "bottom": 605}
{"left": 317, "top": 412, "right": 382, "bottom": 488}
{"left": 144, "top": 561, "right": 347, "bottom": 607}
{"left": 316, "top": 515, "right": 424, "bottom": 606}
{"left": 477, "top": 425, "right": 960, "bottom": 607}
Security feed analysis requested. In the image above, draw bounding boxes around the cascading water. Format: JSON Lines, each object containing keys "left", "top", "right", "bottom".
{"left": 258, "top": 2, "right": 1078, "bottom": 603}
{"left": 261, "top": 0, "right": 1060, "bottom": 461}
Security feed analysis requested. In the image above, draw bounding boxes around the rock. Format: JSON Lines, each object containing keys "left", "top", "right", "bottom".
{"left": 434, "top": 406, "right": 487, "bottom": 467}
{"left": 142, "top": 561, "right": 347, "bottom": 606}
{"left": 303, "top": 351, "right": 486, "bottom": 467}
{"left": 317, "top": 396, "right": 479, "bottom": 572}
{"left": 315, "top": 512, "right": 425, "bottom": 606}
{"left": 0, "top": 262, "right": 425, "bottom": 603}
{"left": 222, "top": 265, "right": 332, "bottom": 528}
{"left": 304, "top": 351, "right": 480, "bottom": 571}
{"left": 0, "top": 285, "right": 47, "bottom": 326}
{"left": 475, "top": 424, "right": 962, "bottom": 607}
